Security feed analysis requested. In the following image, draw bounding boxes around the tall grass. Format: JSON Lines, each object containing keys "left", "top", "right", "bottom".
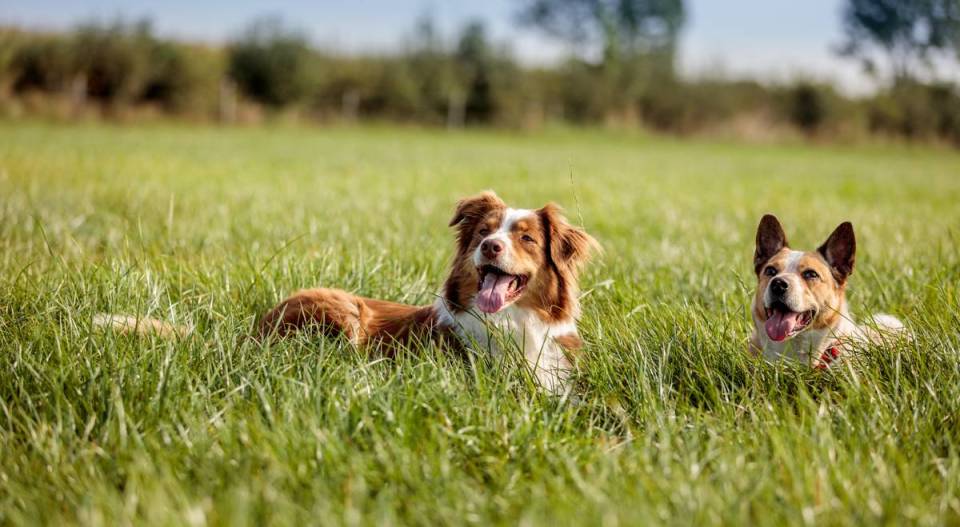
{"left": 1, "top": 122, "right": 959, "bottom": 525}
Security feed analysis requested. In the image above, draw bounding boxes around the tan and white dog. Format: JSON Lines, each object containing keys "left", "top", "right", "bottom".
{"left": 258, "top": 191, "right": 600, "bottom": 391}
{"left": 749, "top": 214, "right": 906, "bottom": 369}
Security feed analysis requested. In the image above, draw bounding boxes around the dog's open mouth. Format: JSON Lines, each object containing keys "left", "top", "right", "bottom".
{"left": 764, "top": 301, "right": 815, "bottom": 342}
{"left": 475, "top": 264, "right": 528, "bottom": 314}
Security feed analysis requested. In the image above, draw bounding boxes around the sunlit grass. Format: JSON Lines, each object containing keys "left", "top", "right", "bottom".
{"left": 1, "top": 121, "right": 959, "bottom": 525}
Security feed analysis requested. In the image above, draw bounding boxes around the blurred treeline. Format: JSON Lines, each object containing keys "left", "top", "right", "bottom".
{"left": 1, "top": 6, "right": 959, "bottom": 145}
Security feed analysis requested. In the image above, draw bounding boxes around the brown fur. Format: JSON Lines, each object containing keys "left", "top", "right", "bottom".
{"left": 442, "top": 194, "right": 598, "bottom": 322}
{"left": 748, "top": 215, "right": 905, "bottom": 367}
{"left": 260, "top": 191, "right": 599, "bottom": 361}
{"left": 442, "top": 192, "right": 507, "bottom": 312}
{"left": 257, "top": 289, "right": 443, "bottom": 351}
{"left": 554, "top": 333, "right": 584, "bottom": 363}
{"left": 752, "top": 215, "right": 854, "bottom": 338}
{"left": 534, "top": 203, "right": 597, "bottom": 321}
{"left": 554, "top": 333, "right": 583, "bottom": 350}
{"left": 448, "top": 191, "right": 507, "bottom": 257}
{"left": 754, "top": 214, "right": 789, "bottom": 274}
{"left": 752, "top": 247, "right": 847, "bottom": 333}
{"left": 817, "top": 222, "right": 856, "bottom": 285}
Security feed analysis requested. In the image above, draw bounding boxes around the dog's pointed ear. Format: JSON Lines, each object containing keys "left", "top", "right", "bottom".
{"left": 754, "top": 214, "right": 788, "bottom": 273}
{"left": 538, "top": 203, "right": 600, "bottom": 271}
{"left": 818, "top": 221, "right": 856, "bottom": 284}
{"left": 449, "top": 191, "right": 505, "bottom": 251}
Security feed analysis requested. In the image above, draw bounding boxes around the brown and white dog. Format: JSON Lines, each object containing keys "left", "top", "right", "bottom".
{"left": 258, "top": 191, "right": 599, "bottom": 391}
{"left": 749, "top": 214, "right": 906, "bottom": 368}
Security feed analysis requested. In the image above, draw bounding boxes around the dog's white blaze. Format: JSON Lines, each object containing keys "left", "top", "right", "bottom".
{"left": 472, "top": 208, "right": 535, "bottom": 269}
{"left": 783, "top": 250, "right": 804, "bottom": 272}
{"left": 765, "top": 250, "right": 807, "bottom": 310}
{"left": 500, "top": 208, "right": 534, "bottom": 235}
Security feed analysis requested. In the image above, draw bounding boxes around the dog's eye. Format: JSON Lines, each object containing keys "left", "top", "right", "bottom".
{"left": 521, "top": 234, "right": 535, "bottom": 243}
{"left": 763, "top": 266, "right": 777, "bottom": 277}
{"left": 802, "top": 269, "right": 820, "bottom": 280}
{"left": 477, "top": 228, "right": 490, "bottom": 236}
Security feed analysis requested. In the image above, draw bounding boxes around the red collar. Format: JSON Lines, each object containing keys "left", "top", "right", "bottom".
{"left": 815, "top": 346, "right": 841, "bottom": 370}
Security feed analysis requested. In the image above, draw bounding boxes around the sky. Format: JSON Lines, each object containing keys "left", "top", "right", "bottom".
{"left": 1, "top": 0, "right": 955, "bottom": 94}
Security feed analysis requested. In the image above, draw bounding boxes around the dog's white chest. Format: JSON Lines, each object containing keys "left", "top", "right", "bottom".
{"left": 760, "top": 329, "right": 827, "bottom": 364}
{"left": 756, "top": 311, "right": 861, "bottom": 367}
{"left": 435, "top": 300, "right": 574, "bottom": 392}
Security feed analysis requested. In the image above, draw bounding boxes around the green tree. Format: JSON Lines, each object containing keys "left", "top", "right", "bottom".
{"left": 838, "top": 0, "right": 960, "bottom": 83}
{"left": 517, "top": 0, "right": 686, "bottom": 124}
{"left": 10, "top": 34, "right": 76, "bottom": 93}
{"left": 516, "top": 0, "right": 685, "bottom": 66}
{"left": 228, "top": 17, "right": 318, "bottom": 107}
{"left": 71, "top": 20, "right": 157, "bottom": 103}
{"left": 0, "top": 29, "right": 24, "bottom": 95}
{"left": 456, "top": 21, "right": 496, "bottom": 124}
{"left": 142, "top": 41, "right": 224, "bottom": 114}
{"left": 403, "top": 13, "right": 455, "bottom": 122}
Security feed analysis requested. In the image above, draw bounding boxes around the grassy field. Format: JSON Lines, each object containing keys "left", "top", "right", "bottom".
{"left": 1, "top": 121, "right": 959, "bottom": 526}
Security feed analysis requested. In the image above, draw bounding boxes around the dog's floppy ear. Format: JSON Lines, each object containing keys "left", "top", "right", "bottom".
{"left": 754, "top": 214, "right": 788, "bottom": 274}
{"left": 538, "top": 203, "right": 599, "bottom": 272}
{"left": 449, "top": 191, "right": 505, "bottom": 252}
{"left": 818, "top": 221, "right": 856, "bottom": 285}
{"left": 449, "top": 190, "right": 504, "bottom": 227}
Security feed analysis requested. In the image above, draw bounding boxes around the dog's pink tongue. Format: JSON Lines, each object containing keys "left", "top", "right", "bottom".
{"left": 476, "top": 274, "right": 513, "bottom": 314}
{"left": 765, "top": 311, "right": 801, "bottom": 342}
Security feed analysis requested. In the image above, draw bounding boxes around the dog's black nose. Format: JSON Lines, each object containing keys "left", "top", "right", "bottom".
{"left": 481, "top": 239, "right": 504, "bottom": 259}
{"left": 770, "top": 277, "right": 789, "bottom": 295}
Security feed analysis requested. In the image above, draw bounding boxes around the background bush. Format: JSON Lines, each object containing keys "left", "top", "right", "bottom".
{"left": 1, "top": 17, "right": 959, "bottom": 146}
{"left": 228, "top": 17, "right": 318, "bottom": 109}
